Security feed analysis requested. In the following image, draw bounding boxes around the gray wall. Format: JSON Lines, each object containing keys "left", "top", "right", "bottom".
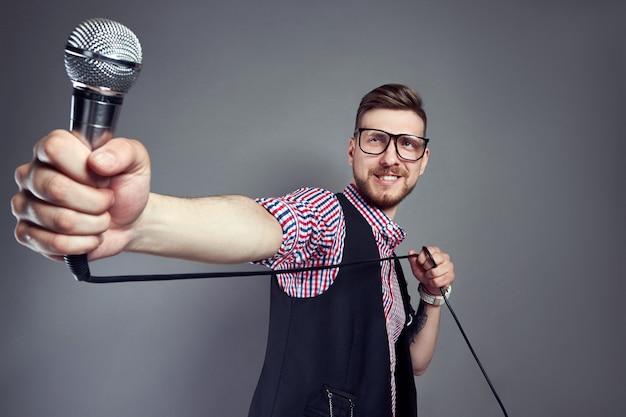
{"left": 2, "top": 1, "right": 624, "bottom": 416}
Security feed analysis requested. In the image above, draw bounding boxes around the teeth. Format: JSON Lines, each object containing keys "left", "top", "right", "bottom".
{"left": 380, "top": 175, "right": 398, "bottom": 181}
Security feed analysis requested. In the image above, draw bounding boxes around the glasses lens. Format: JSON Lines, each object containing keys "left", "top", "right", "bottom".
{"left": 359, "top": 129, "right": 390, "bottom": 154}
{"left": 395, "top": 135, "right": 427, "bottom": 160}
{"left": 359, "top": 129, "right": 426, "bottom": 161}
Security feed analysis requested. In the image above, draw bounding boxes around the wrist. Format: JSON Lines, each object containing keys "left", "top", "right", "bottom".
{"left": 418, "top": 283, "right": 451, "bottom": 306}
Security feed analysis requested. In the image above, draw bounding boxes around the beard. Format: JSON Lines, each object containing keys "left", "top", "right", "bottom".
{"left": 353, "top": 168, "right": 417, "bottom": 211}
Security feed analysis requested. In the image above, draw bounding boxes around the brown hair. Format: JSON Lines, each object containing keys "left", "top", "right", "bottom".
{"left": 354, "top": 84, "right": 427, "bottom": 134}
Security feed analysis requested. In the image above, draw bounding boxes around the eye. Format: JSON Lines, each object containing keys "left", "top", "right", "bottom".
{"left": 398, "top": 136, "right": 419, "bottom": 149}
{"left": 365, "top": 132, "right": 387, "bottom": 143}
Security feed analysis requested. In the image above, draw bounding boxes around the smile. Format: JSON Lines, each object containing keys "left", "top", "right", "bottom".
{"left": 376, "top": 174, "right": 401, "bottom": 182}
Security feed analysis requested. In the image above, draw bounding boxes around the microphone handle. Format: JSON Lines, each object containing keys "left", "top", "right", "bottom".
{"left": 69, "top": 87, "right": 124, "bottom": 148}
{"left": 63, "top": 87, "right": 124, "bottom": 281}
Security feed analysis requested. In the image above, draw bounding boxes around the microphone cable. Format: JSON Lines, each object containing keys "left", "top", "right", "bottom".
{"left": 65, "top": 247, "right": 509, "bottom": 416}
{"left": 65, "top": 252, "right": 415, "bottom": 283}
{"left": 422, "top": 248, "right": 510, "bottom": 417}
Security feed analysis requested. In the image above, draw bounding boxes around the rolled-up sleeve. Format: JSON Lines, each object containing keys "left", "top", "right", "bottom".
{"left": 254, "top": 187, "right": 345, "bottom": 298}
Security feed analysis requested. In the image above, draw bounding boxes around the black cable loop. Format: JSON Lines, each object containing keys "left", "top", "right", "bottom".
{"left": 66, "top": 247, "right": 508, "bottom": 416}
{"left": 71, "top": 254, "right": 416, "bottom": 283}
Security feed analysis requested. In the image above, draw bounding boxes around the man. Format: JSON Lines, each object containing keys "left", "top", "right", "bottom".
{"left": 12, "top": 84, "right": 455, "bottom": 417}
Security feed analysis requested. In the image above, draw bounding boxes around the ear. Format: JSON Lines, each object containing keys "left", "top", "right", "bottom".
{"left": 418, "top": 148, "right": 430, "bottom": 175}
{"left": 348, "top": 137, "right": 356, "bottom": 166}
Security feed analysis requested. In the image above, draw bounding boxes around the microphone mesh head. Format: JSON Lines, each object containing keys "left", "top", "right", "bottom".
{"left": 64, "top": 18, "right": 142, "bottom": 93}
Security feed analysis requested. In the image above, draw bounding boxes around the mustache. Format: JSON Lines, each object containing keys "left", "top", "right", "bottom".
{"left": 371, "top": 168, "right": 407, "bottom": 177}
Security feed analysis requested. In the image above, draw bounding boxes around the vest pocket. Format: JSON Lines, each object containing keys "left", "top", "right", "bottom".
{"left": 304, "top": 384, "right": 356, "bottom": 417}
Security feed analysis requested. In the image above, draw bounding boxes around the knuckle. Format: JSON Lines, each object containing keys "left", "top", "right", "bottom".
{"left": 14, "top": 222, "right": 31, "bottom": 246}
{"left": 48, "top": 233, "right": 69, "bottom": 254}
{"left": 88, "top": 191, "right": 112, "bottom": 214}
{"left": 48, "top": 232, "right": 87, "bottom": 255}
{"left": 58, "top": 234, "right": 99, "bottom": 255}
{"left": 14, "top": 163, "right": 29, "bottom": 187}
{"left": 43, "top": 174, "right": 72, "bottom": 204}
{"left": 122, "top": 138, "right": 148, "bottom": 163}
{"left": 38, "top": 133, "right": 66, "bottom": 162}
{"left": 10, "top": 193, "right": 25, "bottom": 217}
{"left": 51, "top": 210, "right": 78, "bottom": 233}
{"left": 131, "top": 138, "right": 149, "bottom": 156}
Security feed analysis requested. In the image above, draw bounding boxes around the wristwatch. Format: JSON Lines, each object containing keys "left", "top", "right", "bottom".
{"left": 418, "top": 284, "right": 451, "bottom": 306}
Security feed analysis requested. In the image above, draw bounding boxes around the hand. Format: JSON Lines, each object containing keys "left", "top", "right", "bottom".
{"left": 408, "top": 246, "right": 455, "bottom": 295}
{"left": 11, "top": 129, "right": 151, "bottom": 262}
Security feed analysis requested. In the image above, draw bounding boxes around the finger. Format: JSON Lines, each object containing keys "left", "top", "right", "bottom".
{"left": 11, "top": 191, "right": 111, "bottom": 235}
{"left": 14, "top": 162, "right": 31, "bottom": 189}
{"left": 412, "top": 246, "right": 438, "bottom": 271}
{"left": 425, "top": 256, "right": 453, "bottom": 279}
{"left": 424, "top": 262, "right": 455, "bottom": 288}
{"left": 424, "top": 246, "right": 452, "bottom": 270}
{"left": 34, "top": 130, "right": 103, "bottom": 186}
{"left": 407, "top": 249, "right": 425, "bottom": 274}
{"left": 14, "top": 220, "right": 103, "bottom": 257}
{"left": 421, "top": 246, "right": 438, "bottom": 269}
{"left": 17, "top": 163, "right": 114, "bottom": 214}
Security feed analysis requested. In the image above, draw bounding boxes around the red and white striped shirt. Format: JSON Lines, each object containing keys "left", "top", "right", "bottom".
{"left": 255, "top": 184, "right": 408, "bottom": 413}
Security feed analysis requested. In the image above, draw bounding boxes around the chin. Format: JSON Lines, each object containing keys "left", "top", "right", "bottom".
{"left": 356, "top": 178, "right": 415, "bottom": 211}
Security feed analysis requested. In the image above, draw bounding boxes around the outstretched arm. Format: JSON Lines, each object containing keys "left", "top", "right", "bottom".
{"left": 129, "top": 192, "right": 282, "bottom": 263}
{"left": 12, "top": 129, "right": 282, "bottom": 265}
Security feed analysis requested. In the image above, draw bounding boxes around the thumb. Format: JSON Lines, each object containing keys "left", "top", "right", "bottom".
{"left": 88, "top": 138, "right": 149, "bottom": 177}
{"left": 408, "top": 249, "right": 424, "bottom": 275}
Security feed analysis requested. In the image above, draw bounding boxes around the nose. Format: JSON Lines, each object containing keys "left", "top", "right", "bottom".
{"left": 379, "top": 138, "right": 400, "bottom": 166}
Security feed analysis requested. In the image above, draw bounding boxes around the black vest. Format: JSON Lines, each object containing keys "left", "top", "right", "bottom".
{"left": 248, "top": 193, "right": 417, "bottom": 417}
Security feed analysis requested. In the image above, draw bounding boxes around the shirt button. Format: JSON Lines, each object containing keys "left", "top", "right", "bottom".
{"left": 386, "top": 223, "right": 395, "bottom": 231}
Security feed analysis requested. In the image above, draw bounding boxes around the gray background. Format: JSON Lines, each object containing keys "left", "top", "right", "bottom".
{"left": 1, "top": 1, "right": 625, "bottom": 416}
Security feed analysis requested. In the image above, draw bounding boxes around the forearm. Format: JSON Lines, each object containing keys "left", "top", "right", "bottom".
{"left": 127, "top": 192, "right": 283, "bottom": 264}
{"left": 409, "top": 301, "right": 442, "bottom": 376}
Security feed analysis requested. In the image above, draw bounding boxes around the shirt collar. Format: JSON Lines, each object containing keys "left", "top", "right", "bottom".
{"left": 343, "top": 184, "right": 406, "bottom": 247}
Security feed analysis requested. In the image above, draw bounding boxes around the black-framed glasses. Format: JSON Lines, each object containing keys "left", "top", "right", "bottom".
{"left": 355, "top": 128, "right": 429, "bottom": 161}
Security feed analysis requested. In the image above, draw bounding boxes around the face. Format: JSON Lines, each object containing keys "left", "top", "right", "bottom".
{"left": 348, "top": 108, "right": 429, "bottom": 218}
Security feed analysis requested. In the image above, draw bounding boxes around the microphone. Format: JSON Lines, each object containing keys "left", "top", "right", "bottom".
{"left": 62, "top": 18, "right": 143, "bottom": 281}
